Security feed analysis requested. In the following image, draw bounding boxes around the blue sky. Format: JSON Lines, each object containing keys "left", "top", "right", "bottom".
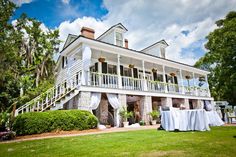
{"left": 13, "top": 0, "right": 108, "bottom": 28}
{"left": 11, "top": 0, "right": 236, "bottom": 65}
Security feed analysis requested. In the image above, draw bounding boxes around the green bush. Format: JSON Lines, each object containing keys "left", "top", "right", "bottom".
{"left": 12, "top": 110, "right": 98, "bottom": 135}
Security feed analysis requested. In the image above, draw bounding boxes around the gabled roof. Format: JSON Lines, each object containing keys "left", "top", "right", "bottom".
{"left": 63, "top": 34, "right": 78, "bottom": 49}
{"left": 97, "top": 23, "right": 128, "bottom": 40}
{"left": 58, "top": 35, "right": 209, "bottom": 73}
{"left": 141, "top": 39, "right": 169, "bottom": 52}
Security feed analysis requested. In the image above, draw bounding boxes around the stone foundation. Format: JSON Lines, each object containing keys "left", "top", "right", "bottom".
{"left": 78, "top": 91, "right": 91, "bottom": 111}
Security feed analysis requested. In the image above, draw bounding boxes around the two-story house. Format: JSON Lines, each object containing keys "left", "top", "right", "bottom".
{"left": 15, "top": 23, "right": 213, "bottom": 127}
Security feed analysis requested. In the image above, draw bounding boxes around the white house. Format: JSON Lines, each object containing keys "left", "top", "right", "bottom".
{"left": 15, "top": 23, "right": 213, "bottom": 127}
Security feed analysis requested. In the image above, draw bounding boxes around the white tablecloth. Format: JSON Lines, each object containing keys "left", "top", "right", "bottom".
{"left": 161, "top": 109, "right": 210, "bottom": 131}
{"left": 206, "top": 111, "right": 224, "bottom": 126}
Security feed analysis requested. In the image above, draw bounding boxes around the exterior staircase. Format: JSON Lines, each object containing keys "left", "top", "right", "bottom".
{"left": 15, "top": 70, "right": 82, "bottom": 116}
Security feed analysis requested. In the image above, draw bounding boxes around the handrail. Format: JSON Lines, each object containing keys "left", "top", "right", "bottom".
{"left": 15, "top": 70, "right": 82, "bottom": 116}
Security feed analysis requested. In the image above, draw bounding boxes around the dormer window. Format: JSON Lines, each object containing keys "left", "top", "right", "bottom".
{"left": 116, "top": 32, "right": 123, "bottom": 46}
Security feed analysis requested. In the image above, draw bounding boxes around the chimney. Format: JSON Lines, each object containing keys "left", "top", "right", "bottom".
{"left": 81, "top": 27, "right": 95, "bottom": 39}
{"left": 125, "top": 39, "right": 128, "bottom": 48}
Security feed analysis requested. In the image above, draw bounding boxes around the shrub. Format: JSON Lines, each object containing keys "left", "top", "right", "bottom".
{"left": 12, "top": 110, "right": 98, "bottom": 135}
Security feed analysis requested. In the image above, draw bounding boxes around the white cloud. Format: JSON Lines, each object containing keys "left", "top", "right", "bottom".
{"left": 58, "top": 17, "right": 110, "bottom": 50}
{"left": 61, "top": 0, "right": 70, "bottom": 4}
{"left": 57, "top": 0, "right": 236, "bottom": 65}
{"left": 11, "top": 0, "right": 33, "bottom": 6}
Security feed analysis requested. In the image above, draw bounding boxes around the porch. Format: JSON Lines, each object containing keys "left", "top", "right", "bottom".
{"left": 58, "top": 46, "right": 211, "bottom": 98}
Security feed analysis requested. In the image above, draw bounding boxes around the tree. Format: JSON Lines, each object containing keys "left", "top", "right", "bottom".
{"left": 195, "top": 11, "right": 236, "bottom": 105}
{"left": 0, "top": 0, "right": 60, "bottom": 112}
{"left": 0, "top": 0, "right": 21, "bottom": 111}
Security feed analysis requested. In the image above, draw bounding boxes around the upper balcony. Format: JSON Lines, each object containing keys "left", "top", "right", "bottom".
{"left": 56, "top": 44, "right": 211, "bottom": 98}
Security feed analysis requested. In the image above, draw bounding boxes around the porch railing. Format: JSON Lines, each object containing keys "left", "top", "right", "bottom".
{"left": 184, "top": 86, "right": 196, "bottom": 96}
{"left": 147, "top": 80, "right": 165, "bottom": 92}
{"left": 89, "top": 72, "right": 210, "bottom": 97}
{"left": 90, "top": 72, "right": 118, "bottom": 88}
{"left": 196, "top": 87, "right": 209, "bottom": 97}
{"left": 121, "top": 76, "right": 143, "bottom": 91}
{"left": 167, "top": 83, "right": 180, "bottom": 94}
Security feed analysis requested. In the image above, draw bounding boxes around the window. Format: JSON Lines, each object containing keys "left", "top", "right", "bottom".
{"left": 108, "top": 64, "right": 117, "bottom": 74}
{"left": 62, "top": 56, "right": 68, "bottom": 68}
{"left": 90, "top": 66, "right": 96, "bottom": 72}
{"left": 116, "top": 32, "right": 123, "bottom": 46}
{"left": 124, "top": 67, "right": 132, "bottom": 77}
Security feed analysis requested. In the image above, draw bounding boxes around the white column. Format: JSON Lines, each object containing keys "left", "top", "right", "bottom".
{"left": 117, "top": 54, "right": 122, "bottom": 89}
{"left": 162, "top": 65, "right": 168, "bottom": 93}
{"left": 98, "top": 62, "right": 102, "bottom": 86}
{"left": 142, "top": 60, "right": 147, "bottom": 91}
{"left": 184, "top": 98, "right": 190, "bottom": 109}
{"left": 140, "top": 96, "right": 152, "bottom": 125}
{"left": 78, "top": 91, "right": 91, "bottom": 111}
{"left": 117, "top": 94, "right": 127, "bottom": 127}
{"left": 179, "top": 69, "right": 185, "bottom": 94}
{"left": 205, "top": 74, "right": 211, "bottom": 97}
{"left": 193, "top": 72, "right": 198, "bottom": 96}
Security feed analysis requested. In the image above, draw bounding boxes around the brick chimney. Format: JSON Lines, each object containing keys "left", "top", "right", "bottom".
{"left": 125, "top": 39, "right": 128, "bottom": 48}
{"left": 81, "top": 27, "right": 95, "bottom": 39}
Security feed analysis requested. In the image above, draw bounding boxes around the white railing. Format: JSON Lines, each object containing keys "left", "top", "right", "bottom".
{"left": 184, "top": 86, "right": 196, "bottom": 96}
{"left": 167, "top": 83, "right": 180, "bottom": 93}
{"left": 122, "top": 76, "right": 143, "bottom": 91}
{"left": 147, "top": 80, "right": 166, "bottom": 92}
{"left": 15, "top": 71, "right": 82, "bottom": 116}
{"left": 196, "top": 87, "right": 209, "bottom": 97}
{"left": 90, "top": 72, "right": 118, "bottom": 88}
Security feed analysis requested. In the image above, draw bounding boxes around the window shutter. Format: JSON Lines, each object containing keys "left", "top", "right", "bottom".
{"left": 102, "top": 62, "right": 107, "bottom": 73}
{"left": 133, "top": 68, "right": 138, "bottom": 78}
{"left": 153, "top": 72, "right": 157, "bottom": 81}
{"left": 62, "top": 56, "right": 65, "bottom": 68}
{"left": 120, "top": 65, "right": 123, "bottom": 76}
{"left": 174, "top": 76, "right": 178, "bottom": 84}
{"left": 95, "top": 62, "right": 98, "bottom": 72}
{"left": 165, "top": 74, "right": 168, "bottom": 83}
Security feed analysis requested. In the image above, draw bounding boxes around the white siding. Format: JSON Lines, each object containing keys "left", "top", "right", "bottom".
{"left": 99, "top": 31, "right": 115, "bottom": 45}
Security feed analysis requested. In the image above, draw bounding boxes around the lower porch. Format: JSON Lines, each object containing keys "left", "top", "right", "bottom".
{"left": 63, "top": 91, "right": 214, "bottom": 127}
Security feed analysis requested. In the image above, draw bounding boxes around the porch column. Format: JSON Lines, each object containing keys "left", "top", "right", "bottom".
{"left": 78, "top": 91, "right": 91, "bottom": 111}
{"left": 205, "top": 74, "right": 211, "bottom": 97}
{"left": 161, "top": 97, "right": 172, "bottom": 107}
{"left": 183, "top": 98, "right": 190, "bottom": 109}
{"left": 193, "top": 72, "right": 198, "bottom": 96}
{"left": 179, "top": 69, "right": 185, "bottom": 94}
{"left": 162, "top": 65, "right": 168, "bottom": 93}
{"left": 98, "top": 61, "right": 102, "bottom": 86}
{"left": 193, "top": 72, "right": 197, "bottom": 95}
{"left": 118, "top": 94, "right": 127, "bottom": 127}
{"left": 142, "top": 60, "right": 148, "bottom": 91}
{"left": 117, "top": 54, "right": 122, "bottom": 89}
{"left": 140, "top": 96, "right": 152, "bottom": 125}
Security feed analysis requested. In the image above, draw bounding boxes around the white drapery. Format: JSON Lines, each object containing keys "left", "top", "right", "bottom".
{"left": 81, "top": 46, "right": 92, "bottom": 85}
{"left": 107, "top": 93, "right": 120, "bottom": 109}
{"left": 90, "top": 92, "right": 101, "bottom": 110}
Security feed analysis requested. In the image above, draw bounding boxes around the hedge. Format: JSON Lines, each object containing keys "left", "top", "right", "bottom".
{"left": 13, "top": 110, "right": 98, "bottom": 135}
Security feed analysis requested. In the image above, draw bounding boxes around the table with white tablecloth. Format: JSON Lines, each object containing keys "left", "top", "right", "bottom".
{"left": 206, "top": 110, "right": 224, "bottom": 126}
{"left": 161, "top": 109, "right": 211, "bottom": 131}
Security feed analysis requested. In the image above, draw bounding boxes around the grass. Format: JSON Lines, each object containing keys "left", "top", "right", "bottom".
{"left": 0, "top": 126, "right": 236, "bottom": 157}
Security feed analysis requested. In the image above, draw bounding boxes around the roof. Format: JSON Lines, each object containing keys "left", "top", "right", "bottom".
{"left": 58, "top": 35, "right": 209, "bottom": 73}
{"left": 63, "top": 34, "right": 78, "bottom": 49}
{"left": 97, "top": 23, "right": 128, "bottom": 40}
{"left": 141, "top": 39, "right": 169, "bottom": 52}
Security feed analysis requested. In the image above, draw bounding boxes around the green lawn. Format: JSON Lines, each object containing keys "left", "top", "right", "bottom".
{"left": 1, "top": 126, "right": 236, "bottom": 157}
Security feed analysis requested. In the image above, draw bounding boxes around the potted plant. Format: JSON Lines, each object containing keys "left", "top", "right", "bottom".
{"left": 149, "top": 110, "right": 160, "bottom": 125}
{"left": 119, "top": 107, "right": 133, "bottom": 127}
